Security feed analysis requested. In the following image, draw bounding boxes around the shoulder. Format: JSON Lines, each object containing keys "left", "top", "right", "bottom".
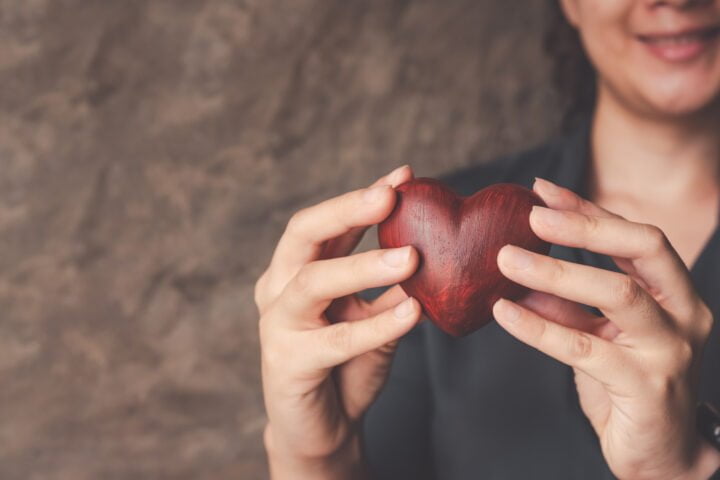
{"left": 437, "top": 135, "right": 567, "bottom": 196}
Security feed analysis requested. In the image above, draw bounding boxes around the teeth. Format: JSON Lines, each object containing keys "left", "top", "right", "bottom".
{"left": 642, "top": 28, "right": 719, "bottom": 46}
{"left": 647, "top": 33, "right": 703, "bottom": 45}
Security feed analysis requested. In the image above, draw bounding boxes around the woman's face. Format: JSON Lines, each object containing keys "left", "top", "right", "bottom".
{"left": 561, "top": 0, "right": 720, "bottom": 118}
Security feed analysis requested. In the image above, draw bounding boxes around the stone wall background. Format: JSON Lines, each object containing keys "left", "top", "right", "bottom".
{"left": 0, "top": 1, "right": 560, "bottom": 478}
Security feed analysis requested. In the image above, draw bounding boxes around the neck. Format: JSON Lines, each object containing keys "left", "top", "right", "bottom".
{"left": 589, "top": 85, "right": 720, "bottom": 208}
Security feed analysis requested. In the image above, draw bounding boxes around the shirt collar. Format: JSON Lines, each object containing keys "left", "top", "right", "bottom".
{"left": 550, "top": 113, "right": 720, "bottom": 311}
{"left": 550, "top": 114, "right": 594, "bottom": 199}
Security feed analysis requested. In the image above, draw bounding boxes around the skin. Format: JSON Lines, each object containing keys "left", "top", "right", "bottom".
{"left": 255, "top": 0, "right": 720, "bottom": 478}
{"left": 493, "top": 0, "right": 720, "bottom": 478}
{"left": 561, "top": 0, "right": 720, "bottom": 267}
{"left": 256, "top": 165, "right": 422, "bottom": 479}
{"left": 495, "top": 181, "right": 718, "bottom": 480}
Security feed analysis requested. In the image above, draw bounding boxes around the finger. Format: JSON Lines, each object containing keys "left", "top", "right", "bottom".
{"left": 517, "top": 291, "right": 621, "bottom": 341}
{"left": 529, "top": 206, "right": 698, "bottom": 319}
{"left": 497, "top": 245, "right": 673, "bottom": 339}
{"left": 272, "top": 164, "right": 413, "bottom": 279}
{"left": 369, "top": 164, "right": 414, "bottom": 189}
{"left": 533, "top": 177, "right": 619, "bottom": 219}
{"left": 493, "top": 298, "right": 637, "bottom": 387}
{"left": 308, "top": 296, "right": 422, "bottom": 369}
{"left": 324, "top": 295, "right": 367, "bottom": 323}
{"left": 278, "top": 246, "right": 419, "bottom": 320}
{"left": 338, "top": 349, "right": 397, "bottom": 421}
{"left": 325, "top": 284, "right": 409, "bottom": 323}
{"left": 534, "top": 177, "right": 639, "bottom": 285}
{"left": 321, "top": 165, "right": 415, "bottom": 259}
{"left": 363, "top": 285, "right": 409, "bottom": 317}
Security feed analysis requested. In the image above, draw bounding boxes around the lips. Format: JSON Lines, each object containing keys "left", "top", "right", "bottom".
{"left": 637, "top": 25, "right": 720, "bottom": 62}
{"left": 638, "top": 26, "right": 720, "bottom": 45}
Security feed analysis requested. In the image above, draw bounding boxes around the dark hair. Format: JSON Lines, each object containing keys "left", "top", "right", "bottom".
{"left": 544, "top": 1, "right": 597, "bottom": 129}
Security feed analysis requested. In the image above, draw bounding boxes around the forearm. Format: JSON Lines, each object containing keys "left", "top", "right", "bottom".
{"left": 264, "top": 425, "right": 372, "bottom": 480}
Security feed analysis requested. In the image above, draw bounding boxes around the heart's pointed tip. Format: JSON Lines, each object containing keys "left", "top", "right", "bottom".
{"left": 433, "top": 317, "right": 494, "bottom": 337}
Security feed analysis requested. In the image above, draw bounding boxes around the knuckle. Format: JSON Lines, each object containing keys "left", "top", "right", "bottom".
{"left": 567, "top": 332, "right": 593, "bottom": 360}
{"left": 696, "top": 302, "right": 714, "bottom": 338}
{"left": 293, "top": 264, "right": 317, "bottom": 298}
{"left": 260, "top": 325, "right": 306, "bottom": 373}
{"left": 577, "top": 196, "right": 602, "bottom": 217}
{"left": 611, "top": 276, "right": 642, "bottom": 309}
{"left": 324, "top": 322, "right": 353, "bottom": 354}
{"left": 286, "top": 207, "right": 310, "bottom": 237}
{"left": 703, "top": 313, "right": 715, "bottom": 338}
{"left": 641, "top": 224, "right": 669, "bottom": 256}
{"left": 259, "top": 328, "right": 284, "bottom": 369}
{"left": 263, "top": 343, "right": 296, "bottom": 373}
{"left": 649, "top": 341, "right": 695, "bottom": 388}
{"left": 568, "top": 191, "right": 584, "bottom": 210}
{"left": 532, "top": 315, "right": 549, "bottom": 345}
{"left": 673, "top": 340, "right": 694, "bottom": 369}
{"left": 546, "top": 257, "right": 567, "bottom": 283}
{"left": 577, "top": 214, "right": 600, "bottom": 249}
{"left": 646, "top": 372, "right": 675, "bottom": 398}
{"left": 582, "top": 214, "right": 600, "bottom": 236}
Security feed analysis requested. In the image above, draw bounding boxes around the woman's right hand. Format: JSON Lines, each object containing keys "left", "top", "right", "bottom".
{"left": 254, "top": 165, "right": 423, "bottom": 479}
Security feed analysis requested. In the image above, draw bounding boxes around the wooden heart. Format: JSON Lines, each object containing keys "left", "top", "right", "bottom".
{"left": 378, "top": 178, "right": 550, "bottom": 336}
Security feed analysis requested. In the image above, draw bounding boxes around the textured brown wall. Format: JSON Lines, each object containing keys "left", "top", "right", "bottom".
{"left": 0, "top": 1, "right": 560, "bottom": 478}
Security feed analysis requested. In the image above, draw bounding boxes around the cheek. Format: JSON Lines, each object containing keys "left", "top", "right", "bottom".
{"left": 573, "top": 0, "right": 720, "bottom": 115}
{"left": 574, "top": 0, "right": 637, "bottom": 87}
{"left": 580, "top": 20, "right": 632, "bottom": 71}
{"left": 578, "top": 14, "right": 635, "bottom": 89}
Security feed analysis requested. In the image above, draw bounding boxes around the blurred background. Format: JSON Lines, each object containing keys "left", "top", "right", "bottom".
{"left": 0, "top": 0, "right": 563, "bottom": 478}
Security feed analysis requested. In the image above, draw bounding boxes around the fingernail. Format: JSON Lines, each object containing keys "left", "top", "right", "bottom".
{"left": 532, "top": 205, "right": 564, "bottom": 228}
{"left": 389, "top": 164, "right": 408, "bottom": 180}
{"left": 388, "top": 165, "right": 411, "bottom": 186}
{"left": 382, "top": 246, "right": 411, "bottom": 267}
{"left": 501, "top": 245, "right": 533, "bottom": 270}
{"left": 363, "top": 185, "right": 388, "bottom": 203}
{"left": 495, "top": 298, "right": 521, "bottom": 324}
{"left": 534, "top": 177, "right": 562, "bottom": 196}
{"left": 394, "top": 297, "right": 415, "bottom": 318}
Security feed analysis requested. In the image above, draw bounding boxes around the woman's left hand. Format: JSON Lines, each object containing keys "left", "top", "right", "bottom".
{"left": 493, "top": 177, "right": 719, "bottom": 480}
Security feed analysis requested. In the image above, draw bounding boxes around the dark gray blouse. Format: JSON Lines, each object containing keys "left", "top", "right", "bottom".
{"left": 361, "top": 118, "right": 720, "bottom": 480}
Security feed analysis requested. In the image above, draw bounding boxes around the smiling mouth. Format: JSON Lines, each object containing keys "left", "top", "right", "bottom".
{"left": 636, "top": 25, "right": 720, "bottom": 62}
{"left": 637, "top": 26, "right": 720, "bottom": 45}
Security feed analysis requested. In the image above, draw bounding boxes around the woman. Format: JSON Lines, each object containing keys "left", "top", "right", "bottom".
{"left": 254, "top": 0, "right": 720, "bottom": 478}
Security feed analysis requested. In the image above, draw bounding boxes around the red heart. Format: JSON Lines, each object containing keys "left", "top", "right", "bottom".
{"left": 378, "top": 178, "right": 550, "bottom": 336}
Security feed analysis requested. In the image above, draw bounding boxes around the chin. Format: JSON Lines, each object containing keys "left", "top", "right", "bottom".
{"left": 644, "top": 91, "right": 720, "bottom": 118}
{"left": 635, "top": 72, "right": 720, "bottom": 118}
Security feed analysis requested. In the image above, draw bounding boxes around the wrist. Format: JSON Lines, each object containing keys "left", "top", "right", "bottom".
{"left": 264, "top": 423, "right": 370, "bottom": 480}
